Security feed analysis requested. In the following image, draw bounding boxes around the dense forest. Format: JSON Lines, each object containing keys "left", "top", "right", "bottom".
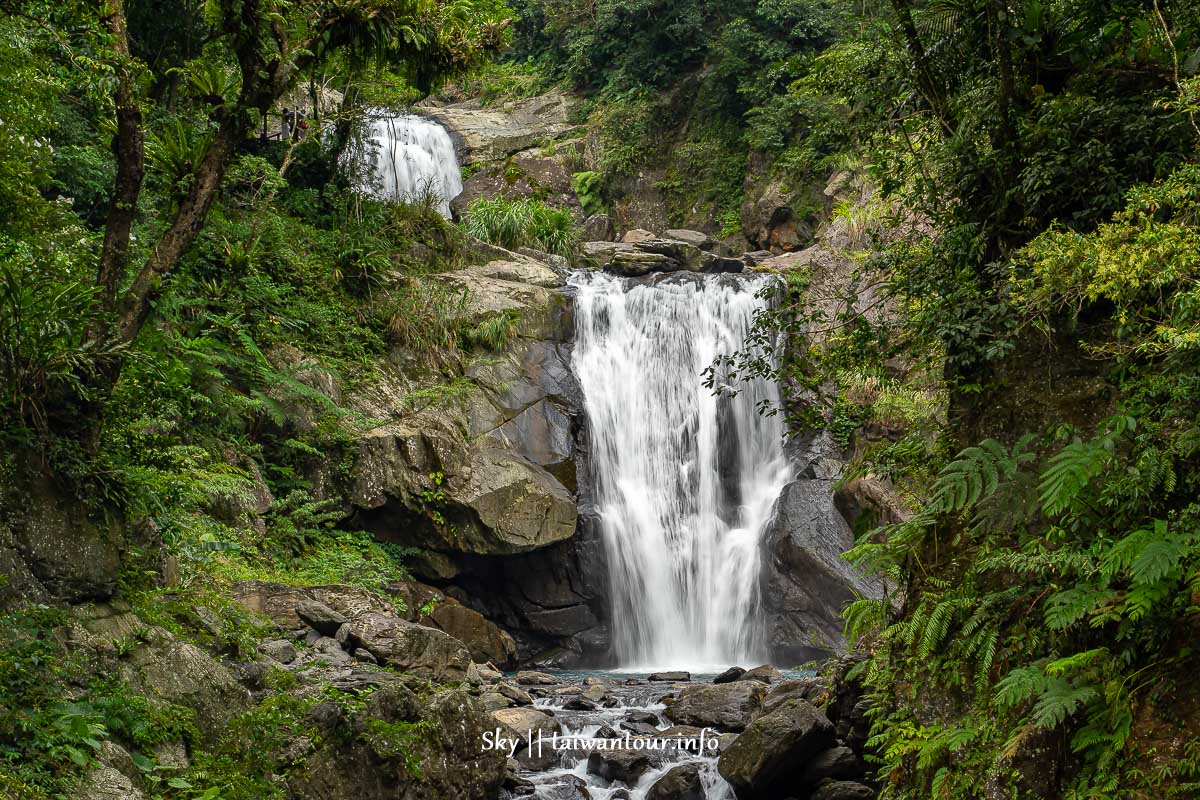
{"left": 2, "top": 0, "right": 1199, "bottom": 797}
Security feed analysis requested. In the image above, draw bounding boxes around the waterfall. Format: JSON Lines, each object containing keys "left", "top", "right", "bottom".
{"left": 360, "top": 112, "right": 463, "bottom": 217}
{"left": 571, "top": 271, "right": 791, "bottom": 670}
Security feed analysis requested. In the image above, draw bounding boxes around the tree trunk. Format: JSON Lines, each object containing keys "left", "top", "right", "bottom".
{"left": 94, "top": 0, "right": 145, "bottom": 330}
{"left": 889, "top": 0, "right": 955, "bottom": 134}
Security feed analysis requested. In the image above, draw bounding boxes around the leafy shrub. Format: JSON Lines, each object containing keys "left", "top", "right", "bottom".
{"left": 463, "top": 196, "right": 578, "bottom": 258}
{"left": 572, "top": 171, "right": 605, "bottom": 216}
{"left": 0, "top": 245, "right": 123, "bottom": 435}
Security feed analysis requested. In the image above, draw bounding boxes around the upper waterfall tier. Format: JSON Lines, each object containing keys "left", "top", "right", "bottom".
{"left": 570, "top": 271, "right": 791, "bottom": 671}
{"left": 360, "top": 112, "right": 463, "bottom": 217}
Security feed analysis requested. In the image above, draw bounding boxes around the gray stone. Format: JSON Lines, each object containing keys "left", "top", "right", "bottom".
{"left": 621, "top": 228, "right": 657, "bottom": 243}
{"left": 497, "top": 682, "right": 534, "bottom": 706}
{"left": 761, "top": 678, "right": 829, "bottom": 716}
{"left": 649, "top": 670, "right": 691, "bottom": 682}
{"left": 803, "top": 746, "right": 863, "bottom": 784}
{"left": 288, "top": 683, "right": 506, "bottom": 800}
{"left": 764, "top": 462, "right": 888, "bottom": 660}
{"left": 259, "top": 638, "right": 298, "bottom": 664}
{"left": 581, "top": 214, "right": 616, "bottom": 241}
{"left": 423, "top": 92, "right": 579, "bottom": 165}
{"left": 117, "top": 628, "right": 249, "bottom": 743}
{"left": 717, "top": 700, "right": 837, "bottom": 799}
{"left": 429, "top": 602, "right": 519, "bottom": 668}
{"left": 663, "top": 229, "right": 711, "bottom": 249}
{"left": 646, "top": 762, "right": 705, "bottom": 800}
{"left": 811, "top": 780, "right": 876, "bottom": 800}
{"left": 713, "top": 666, "right": 746, "bottom": 684}
{"left": 739, "top": 665, "right": 784, "bottom": 684}
{"left": 665, "top": 681, "right": 764, "bottom": 732}
{"left": 587, "top": 749, "right": 654, "bottom": 785}
{"left": 295, "top": 600, "right": 348, "bottom": 636}
{"left": 346, "top": 613, "right": 471, "bottom": 681}
{"left": 516, "top": 670, "right": 560, "bottom": 685}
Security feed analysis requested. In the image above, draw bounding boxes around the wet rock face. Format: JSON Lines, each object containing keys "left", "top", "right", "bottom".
{"left": 762, "top": 434, "right": 889, "bottom": 662}
{"left": 1, "top": 476, "right": 123, "bottom": 606}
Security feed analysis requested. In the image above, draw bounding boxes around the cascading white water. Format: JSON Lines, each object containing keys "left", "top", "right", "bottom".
{"left": 360, "top": 112, "right": 463, "bottom": 217}
{"left": 571, "top": 271, "right": 791, "bottom": 671}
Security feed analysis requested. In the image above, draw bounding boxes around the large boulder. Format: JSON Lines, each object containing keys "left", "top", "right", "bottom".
{"left": 586, "top": 748, "right": 655, "bottom": 785}
{"left": 290, "top": 683, "right": 506, "bottom": 800}
{"left": 71, "top": 743, "right": 147, "bottom": 800}
{"left": 347, "top": 612, "right": 472, "bottom": 681}
{"left": 428, "top": 602, "right": 519, "bottom": 668}
{"left": 665, "top": 681, "right": 765, "bottom": 732}
{"left": 717, "top": 700, "right": 837, "bottom": 799}
{"left": 351, "top": 254, "right": 579, "bottom": 558}
{"left": 647, "top": 762, "right": 706, "bottom": 800}
{"left": 115, "top": 627, "right": 250, "bottom": 742}
{"left": 492, "top": 706, "right": 562, "bottom": 742}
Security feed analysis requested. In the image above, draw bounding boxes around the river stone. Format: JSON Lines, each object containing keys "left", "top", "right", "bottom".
{"left": 626, "top": 709, "right": 660, "bottom": 725}
{"left": 516, "top": 670, "right": 560, "bottom": 685}
{"left": 498, "top": 682, "right": 534, "bottom": 705}
{"left": 492, "top": 706, "right": 563, "bottom": 743}
{"left": 663, "top": 229, "right": 711, "bottom": 249}
{"left": 295, "top": 600, "right": 348, "bottom": 636}
{"left": 479, "top": 692, "right": 515, "bottom": 712}
{"left": 609, "top": 249, "right": 678, "bottom": 276}
{"left": 760, "top": 677, "right": 829, "bottom": 717}
{"left": 713, "top": 666, "right": 746, "bottom": 684}
{"left": 586, "top": 749, "right": 654, "bottom": 785}
{"left": 346, "top": 613, "right": 471, "bottom": 681}
{"left": 646, "top": 762, "right": 705, "bottom": 800}
{"left": 649, "top": 670, "right": 691, "bottom": 682}
{"left": 739, "top": 665, "right": 784, "bottom": 684}
{"left": 717, "top": 700, "right": 836, "bottom": 799}
{"left": 803, "top": 746, "right": 863, "bottom": 784}
{"left": 622, "top": 228, "right": 657, "bottom": 243}
{"left": 811, "top": 780, "right": 876, "bottom": 800}
{"left": 665, "top": 681, "right": 764, "bottom": 732}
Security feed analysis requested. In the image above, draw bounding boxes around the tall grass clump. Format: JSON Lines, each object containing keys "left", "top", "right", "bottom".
{"left": 462, "top": 197, "right": 578, "bottom": 259}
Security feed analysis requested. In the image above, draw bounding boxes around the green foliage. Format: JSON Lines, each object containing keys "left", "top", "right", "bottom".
{"left": 0, "top": 608, "right": 199, "bottom": 796}
{"left": 571, "top": 171, "right": 605, "bottom": 216}
{"left": 463, "top": 196, "right": 579, "bottom": 258}
{"left": 460, "top": 310, "right": 521, "bottom": 352}
{"left": 0, "top": 247, "right": 123, "bottom": 436}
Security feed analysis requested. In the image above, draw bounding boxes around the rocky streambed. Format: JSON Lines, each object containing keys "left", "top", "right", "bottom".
{"left": 490, "top": 664, "right": 876, "bottom": 800}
